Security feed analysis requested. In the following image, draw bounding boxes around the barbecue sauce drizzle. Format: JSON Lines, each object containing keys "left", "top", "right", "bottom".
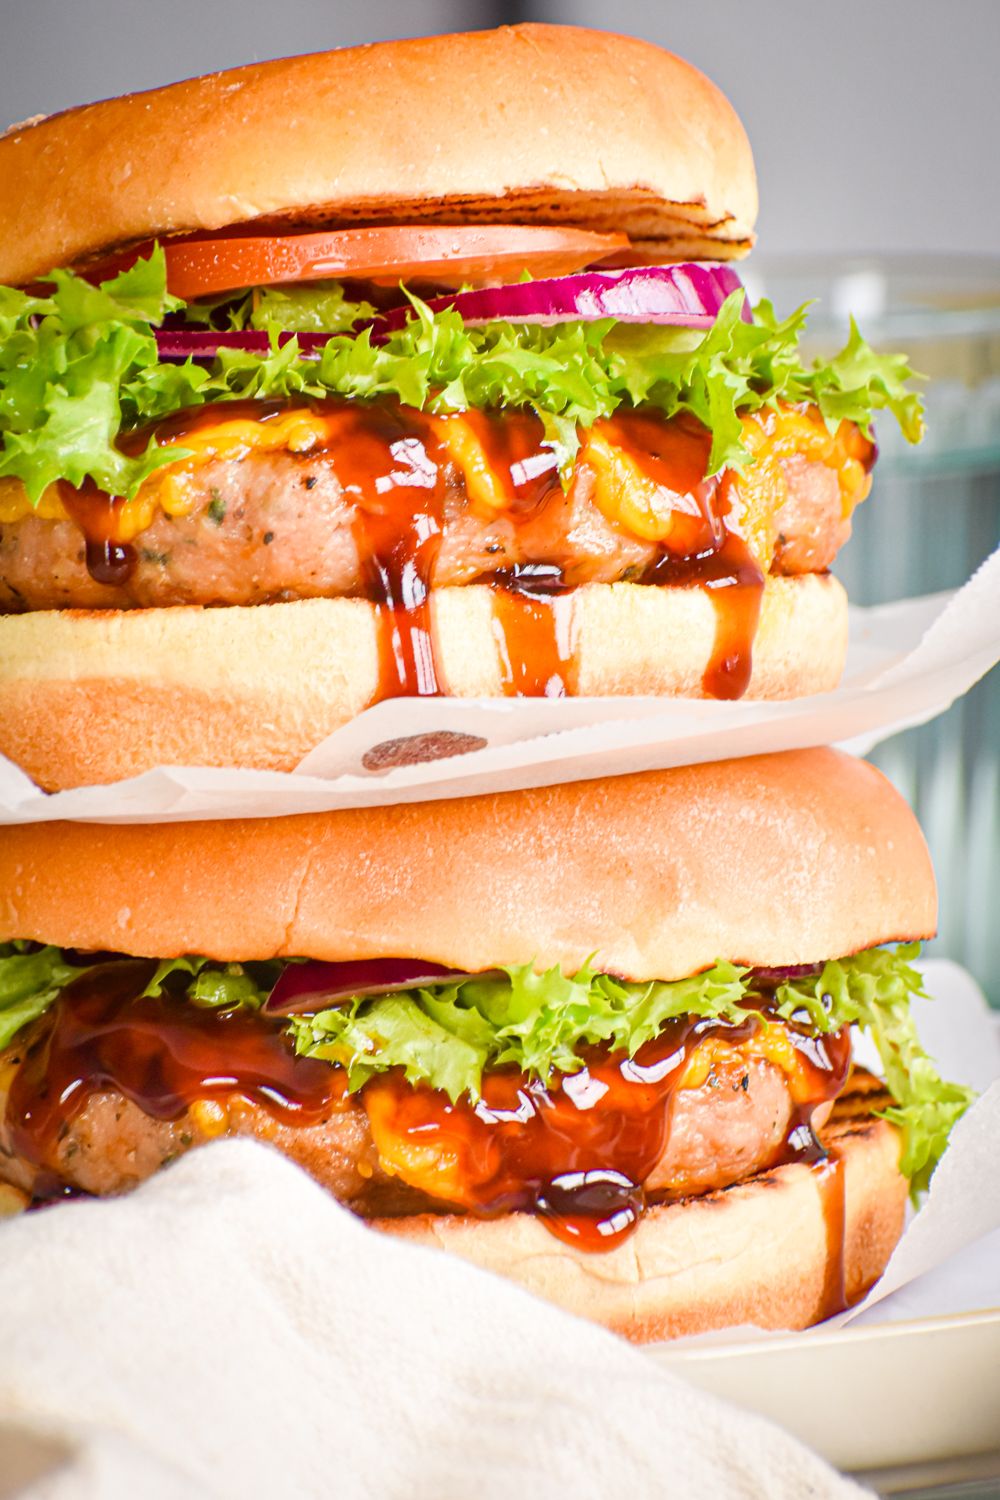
{"left": 363, "top": 1008, "right": 851, "bottom": 1258}
{"left": 58, "top": 479, "right": 138, "bottom": 588}
{"left": 8, "top": 964, "right": 852, "bottom": 1311}
{"left": 7, "top": 962, "right": 343, "bottom": 1165}
{"left": 58, "top": 399, "right": 766, "bottom": 700}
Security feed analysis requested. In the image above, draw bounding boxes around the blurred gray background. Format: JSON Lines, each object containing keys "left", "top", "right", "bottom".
{"left": 2, "top": 0, "right": 998, "bottom": 999}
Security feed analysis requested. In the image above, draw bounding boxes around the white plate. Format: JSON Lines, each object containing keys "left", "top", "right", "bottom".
{"left": 651, "top": 1307, "right": 1000, "bottom": 1471}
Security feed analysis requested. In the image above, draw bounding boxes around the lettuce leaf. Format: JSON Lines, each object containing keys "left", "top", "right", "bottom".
{"left": 0, "top": 942, "right": 88, "bottom": 1049}
{"left": 180, "top": 281, "right": 376, "bottom": 333}
{"left": 288, "top": 959, "right": 754, "bottom": 1098}
{"left": 0, "top": 249, "right": 195, "bottom": 502}
{"left": 0, "top": 252, "right": 923, "bottom": 502}
{"left": 0, "top": 935, "right": 967, "bottom": 1190}
{"left": 290, "top": 945, "right": 970, "bottom": 1189}
{"left": 245, "top": 282, "right": 378, "bottom": 334}
{"left": 141, "top": 955, "right": 278, "bottom": 1010}
{"left": 772, "top": 945, "right": 974, "bottom": 1193}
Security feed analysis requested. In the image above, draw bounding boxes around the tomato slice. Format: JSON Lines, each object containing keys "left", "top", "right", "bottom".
{"left": 84, "top": 226, "right": 631, "bottom": 301}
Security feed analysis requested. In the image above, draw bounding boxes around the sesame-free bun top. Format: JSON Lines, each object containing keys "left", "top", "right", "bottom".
{"left": 0, "top": 24, "right": 757, "bottom": 287}
{"left": 0, "top": 749, "right": 934, "bottom": 976}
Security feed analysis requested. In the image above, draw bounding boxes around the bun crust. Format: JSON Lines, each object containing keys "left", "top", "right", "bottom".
{"left": 376, "top": 1074, "right": 908, "bottom": 1341}
{"left": 0, "top": 574, "right": 846, "bottom": 791}
{"left": 0, "top": 25, "right": 756, "bottom": 285}
{"left": 0, "top": 748, "right": 936, "bottom": 978}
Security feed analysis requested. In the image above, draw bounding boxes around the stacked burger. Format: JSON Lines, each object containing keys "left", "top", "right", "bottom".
{"left": 0, "top": 753, "right": 971, "bottom": 1338}
{"left": 0, "top": 25, "right": 921, "bottom": 788}
{"left": 0, "top": 26, "right": 972, "bottom": 1340}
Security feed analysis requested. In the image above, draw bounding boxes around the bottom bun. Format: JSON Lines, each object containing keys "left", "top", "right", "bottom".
{"left": 0, "top": 574, "right": 846, "bottom": 790}
{"left": 375, "top": 1072, "right": 906, "bottom": 1343}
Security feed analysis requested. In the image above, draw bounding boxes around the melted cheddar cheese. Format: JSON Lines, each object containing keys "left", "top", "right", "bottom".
{"left": 0, "top": 402, "right": 872, "bottom": 559}
{"left": 362, "top": 1021, "right": 841, "bottom": 1210}
{"left": 675, "top": 1024, "right": 829, "bottom": 1107}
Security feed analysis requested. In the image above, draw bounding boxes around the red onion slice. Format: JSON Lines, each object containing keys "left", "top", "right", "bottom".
{"left": 154, "top": 263, "right": 748, "bottom": 361}
{"left": 371, "top": 262, "right": 750, "bottom": 334}
{"left": 264, "top": 957, "right": 494, "bottom": 1016}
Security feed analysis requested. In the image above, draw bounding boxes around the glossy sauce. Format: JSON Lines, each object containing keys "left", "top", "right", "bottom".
{"left": 456, "top": 409, "right": 570, "bottom": 698}
{"left": 336, "top": 402, "right": 447, "bottom": 698}
{"left": 57, "top": 398, "right": 772, "bottom": 701}
{"left": 752, "top": 977, "right": 851, "bottom": 1317}
{"left": 489, "top": 567, "right": 573, "bottom": 697}
{"left": 8, "top": 967, "right": 854, "bottom": 1310}
{"left": 363, "top": 1004, "right": 852, "bottom": 1254}
{"left": 6, "top": 961, "right": 343, "bottom": 1170}
{"left": 813, "top": 1151, "right": 847, "bottom": 1320}
{"left": 58, "top": 479, "right": 138, "bottom": 587}
{"left": 598, "top": 412, "right": 766, "bottom": 699}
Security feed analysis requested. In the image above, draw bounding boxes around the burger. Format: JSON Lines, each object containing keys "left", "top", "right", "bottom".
{"left": 0, "top": 26, "right": 922, "bottom": 791}
{"left": 0, "top": 749, "right": 971, "bottom": 1339}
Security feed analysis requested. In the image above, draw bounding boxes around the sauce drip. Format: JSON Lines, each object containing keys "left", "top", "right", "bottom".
{"left": 312, "top": 403, "right": 569, "bottom": 698}
{"left": 363, "top": 1006, "right": 852, "bottom": 1253}
{"left": 489, "top": 566, "right": 573, "bottom": 698}
{"left": 600, "top": 412, "right": 766, "bottom": 700}
{"left": 337, "top": 403, "right": 447, "bottom": 698}
{"left": 58, "top": 479, "right": 137, "bottom": 586}
{"left": 646, "top": 539, "right": 764, "bottom": 699}
{"left": 8, "top": 967, "right": 855, "bottom": 1310}
{"left": 457, "top": 409, "right": 569, "bottom": 697}
{"left": 774, "top": 1113, "right": 848, "bottom": 1318}
{"left": 813, "top": 1151, "right": 847, "bottom": 1320}
{"left": 751, "top": 974, "right": 851, "bottom": 1317}
{"left": 7, "top": 961, "right": 342, "bottom": 1172}
{"left": 62, "top": 399, "right": 772, "bottom": 700}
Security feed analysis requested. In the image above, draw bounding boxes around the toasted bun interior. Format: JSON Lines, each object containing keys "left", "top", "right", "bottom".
{"left": 0, "top": 748, "right": 936, "bottom": 976}
{"left": 0, "top": 25, "right": 757, "bottom": 285}
{"left": 378, "top": 1074, "right": 908, "bottom": 1342}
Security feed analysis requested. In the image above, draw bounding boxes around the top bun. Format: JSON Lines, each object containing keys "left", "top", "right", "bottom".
{"left": 0, "top": 749, "right": 934, "bottom": 977}
{"left": 0, "top": 25, "right": 757, "bottom": 286}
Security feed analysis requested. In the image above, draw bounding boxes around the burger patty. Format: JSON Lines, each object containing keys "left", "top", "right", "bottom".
{"left": 0, "top": 446, "right": 849, "bottom": 612}
{"left": 0, "top": 1039, "right": 834, "bottom": 1213}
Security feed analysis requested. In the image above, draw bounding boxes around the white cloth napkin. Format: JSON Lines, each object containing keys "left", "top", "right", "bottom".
{"left": 0, "top": 1139, "right": 867, "bottom": 1500}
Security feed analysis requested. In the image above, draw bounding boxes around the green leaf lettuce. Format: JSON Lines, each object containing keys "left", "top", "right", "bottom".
{"left": 0, "top": 253, "right": 923, "bottom": 502}
{"left": 772, "top": 945, "right": 974, "bottom": 1193}
{"left": 0, "top": 939, "right": 967, "bottom": 1192}
{"left": 0, "top": 942, "right": 88, "bottom": 1049}
{"left": 290, "top": 945, "right": 971, "bottom": 1191}
{"left": 140, "top": 955, "right": 281, "bottom": 1010}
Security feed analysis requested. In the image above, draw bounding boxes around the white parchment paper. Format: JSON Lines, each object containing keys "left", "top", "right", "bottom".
{"left": 1, "top": 546, "right": 997, "bottom": 825}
